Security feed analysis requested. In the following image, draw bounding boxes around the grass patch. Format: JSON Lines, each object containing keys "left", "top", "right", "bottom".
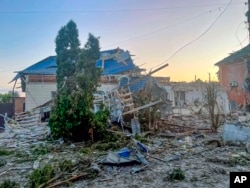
{"left": 28, "top": 164, "right": 55, "bottom": 188}
{"left": 0, "top": 160, "right": 7, "bottom": 167}
{"left": 170, "top": 168, "right": 185, "bottom": 181}
{"left": 0, "top": 180, "right": 19, "bottom": 188}
{"left": 31, "top": 145, "right": 49, "bottom": 156}
{"left": 0, "top": 149, "right": 14, "bottom": 156}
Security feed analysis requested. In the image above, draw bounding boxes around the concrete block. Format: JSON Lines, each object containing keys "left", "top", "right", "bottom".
{"left": 223, "top": 123, "right": 250, "bottom": 142}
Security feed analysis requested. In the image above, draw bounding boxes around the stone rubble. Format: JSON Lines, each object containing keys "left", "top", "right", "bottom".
{"left": 0, "top": 112, "right": 250, "bottom": 187}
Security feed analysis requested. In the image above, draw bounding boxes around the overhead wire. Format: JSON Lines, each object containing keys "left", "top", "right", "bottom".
{"left": 102, "top": 6, "right": 226, "bottom": 49}
{"left": 1, "top": 5, "right": 231, "bottom": 74}
{"left": 235, "top": 35, "right": 249, "bottom": 48}
{"left": 235, "top": 22, "right": 246, "bottom": 48}
{"left": 235, "top": 1, "right": 248, "bottom": 48}
{"left": 0, "top": 0, "right": 239, "bottom": 75}
{"left": 0, "top": 1, "right": 244, "bottom": 14}
{"left": 150, "top": 0, "right": 233, "bottom": 71}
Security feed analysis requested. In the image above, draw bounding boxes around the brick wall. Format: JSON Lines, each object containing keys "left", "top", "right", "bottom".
{"left": 218, "top": 60, "right": 250, "bottom": 106}
{"left": 28, "top": 75, "right": 56, "bottom": 83}
{"left": 14, "top": 97, "right": 25, "bottom": 114}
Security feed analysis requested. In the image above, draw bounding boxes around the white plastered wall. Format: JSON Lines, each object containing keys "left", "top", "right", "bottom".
{"left": 25, "top": 82, "right": 56, "bottom": 111}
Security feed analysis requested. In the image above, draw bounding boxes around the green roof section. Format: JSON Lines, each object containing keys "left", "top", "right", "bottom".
{"left": 215, "top": 44, "right": 250, "bottom": 66}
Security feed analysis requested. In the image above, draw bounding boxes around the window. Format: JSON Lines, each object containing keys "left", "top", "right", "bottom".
{"left": 174, "top": 91, "right": 186, "bottom": 107}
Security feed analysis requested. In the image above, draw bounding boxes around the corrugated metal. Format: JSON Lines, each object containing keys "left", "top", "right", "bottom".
{"left": 12, "top": 48, "right": 138, "bottom": 82}
{"left": 23, "top": 68, "right": 57, "bottom": 75}
{"left": 96, "top": 48, "right": 137, "bottom": 75}
{"left": 129, "top": 77, "right": 148, "bottom": 93}
{"left": 11, "top": 56, "right": 56, "bottom": 82}
{"left": 215, "top": 44, "right": 250, "bottom": 66}
{"left": 119, "top": 76, "right": 148, "bottom": 93}
{"left": 22, "top": 56, "right": 57, "bottom": 73}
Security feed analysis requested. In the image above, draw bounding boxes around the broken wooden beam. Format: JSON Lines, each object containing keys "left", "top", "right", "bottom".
{"left": 122, "top": 99, "right": 162, "bottom": 115}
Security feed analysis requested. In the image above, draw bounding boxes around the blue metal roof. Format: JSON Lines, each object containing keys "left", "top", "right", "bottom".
{"left": 96, "top": 58, "right": 136, "bottom": 75}
{"left": 96, "top": 48, "right": 137, "bottom": 75}
{"left": 119, "top": 76, "right": 149, "bottom": 93}
{"left": 11, "top": 56, "right": 57, "bottom": 82}
{"left": 21, "top": 56, "right": 57, "bottom": 74}
{"left": 12, "top": 48, "right": 138, "bottom": 82}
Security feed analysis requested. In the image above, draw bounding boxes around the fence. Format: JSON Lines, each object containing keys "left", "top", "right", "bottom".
{"left": 0, "top": 103, "right": 13, "bottom": 129}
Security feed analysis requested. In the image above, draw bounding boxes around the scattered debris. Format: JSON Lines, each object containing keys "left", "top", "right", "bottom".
{"left": 100, "top": 151, "right": 140, "bottom": 165}
{"left": 246, "top": 143, "right": 250, "bottom": 154}
{"left": 1, "top": 105, "right": 250, "bottom": 187}
{"left": 223, "top": 123, "right": 250, "bottom": 142}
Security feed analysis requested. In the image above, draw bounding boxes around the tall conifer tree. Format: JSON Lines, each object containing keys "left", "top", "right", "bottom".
{"left": 55, "top": 20, "right": 80, "bottom": 92}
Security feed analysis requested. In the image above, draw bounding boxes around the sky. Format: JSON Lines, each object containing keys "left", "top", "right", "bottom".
{"left": 0, "top": 0, "right": 248, "bottom": 93}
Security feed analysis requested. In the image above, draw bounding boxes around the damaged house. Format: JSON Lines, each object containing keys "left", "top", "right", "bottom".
{"left": 153, "top": 79, "right": 229, "bottom": 116}
{"left": 11, "top": 48, "right": 170, "bottom": 127}
{"left": 215, "top": 44, "right": 250, "bottom": 111}
{"left": 11, "top": 48, "right": 141, "bottom": 111}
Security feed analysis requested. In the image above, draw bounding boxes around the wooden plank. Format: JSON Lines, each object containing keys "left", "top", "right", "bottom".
{"left": 15, "top": 114, "right": 40, "bottom": 121}
{"left": 15, "top": 111, "right": 40, "bottom": 118}
{"left": 18, "top": 119, "right": 40, "bottom": 124}
{"left": 123, "top": 99, "right": 162, "bottom": 115}
{"left": 122, "top": 97, "right": 133, "bottom": 103}
{"left": 118, "top": 92, "right": 132, "bottom": 98}
{"left": 125, "top": 103, "right": 134, "bottom": 107}
{"left": 18, "top": 122, "right": 40, "bottom": 127}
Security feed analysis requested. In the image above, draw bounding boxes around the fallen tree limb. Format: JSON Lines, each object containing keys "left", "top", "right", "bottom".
{"left": 0, "top": 166, "right": 32, "bottom": 177}
{"left": 38, "top": 173, "right": 64, "bottom": 188}
{"left": 46, "top": 173, "right": 88, "bottom": 188}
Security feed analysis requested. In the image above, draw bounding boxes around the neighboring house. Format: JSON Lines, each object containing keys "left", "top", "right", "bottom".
{"left": 215, "top": 44, "right": 250, "bottom": 110}
{"left": 162, "top": 80, "right": 230, "bottom": 115}
{"left": 11, "top": 48, "right": 148, "bottom": 111}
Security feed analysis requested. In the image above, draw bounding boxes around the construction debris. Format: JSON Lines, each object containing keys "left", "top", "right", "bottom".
{"left": 0, "top": 109, "right": 250, "bottom": 187}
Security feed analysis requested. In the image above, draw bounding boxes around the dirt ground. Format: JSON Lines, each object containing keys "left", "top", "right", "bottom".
{"left": 0, "top": 114, "right": 250, "bottom": 188}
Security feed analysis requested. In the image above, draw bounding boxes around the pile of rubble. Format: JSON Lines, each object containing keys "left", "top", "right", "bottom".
{"left": 0, "top": 111, "right": 250, "bottom": 187}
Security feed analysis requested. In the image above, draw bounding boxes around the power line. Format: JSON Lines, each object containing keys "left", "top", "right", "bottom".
{"left": 235, "top": 0, "right": 248, "bottom": 47}
{"left": 102, "top": 6, "right": 226, "bottom": 49}
{"left": 235, "top": 34, "right": 249, "bottom": 47}
{"left": 235, "top": 21, "right": 246, "bottom": 48}
{"left": 0, "top": 2, "right": 244, "bottom": 14}
{"left": 150, "top": 0, "right": 233, "bottom": 71}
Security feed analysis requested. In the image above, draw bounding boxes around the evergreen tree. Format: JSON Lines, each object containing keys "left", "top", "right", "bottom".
{"left": 75, "top": 33, "right": 101, "bottom": 107}
{"left": 55, "top": 20, "right": 80, "bottom": 92}
{"left": 50, "top": 20, "right": 81, "bottom": 140}
{"left": 68, "top": 33, "right": 103, "bottom": 141}
{"left": 50, "top": 23, "right": 109, "bottom": 141}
